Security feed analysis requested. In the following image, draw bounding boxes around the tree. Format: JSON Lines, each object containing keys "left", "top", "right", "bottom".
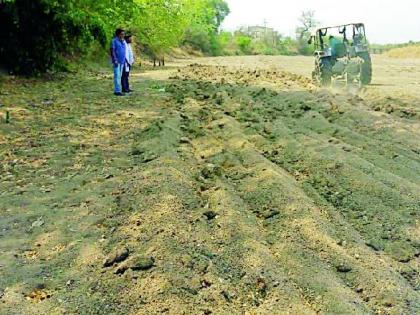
{"left": 296, "top": 10, "right": 318, "bottom": 40}
{"left": 210, "top": 0, "right": 230, "bottom": 31}
{"left": 182, "top": 0, "right": 230, "bottom": 54}
{"left": 132, "top": 0, "right": 190, "bottom": 57}
{"left": 295, "top": 10, "right": 319, "bottom": 55}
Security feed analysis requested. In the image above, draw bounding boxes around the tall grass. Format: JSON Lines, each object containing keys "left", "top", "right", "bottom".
{"left": 386, "top": 45, "right": 420, "bottom": 58}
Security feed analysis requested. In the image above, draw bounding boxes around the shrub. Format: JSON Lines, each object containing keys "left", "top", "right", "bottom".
{"left": 235, "top": 36, "right": 252, "bottom": 55}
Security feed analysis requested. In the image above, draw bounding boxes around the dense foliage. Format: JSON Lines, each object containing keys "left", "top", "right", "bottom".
{"left": 182, "top": 0, "right": 230, "bottom": 55}
{"left": 0, "top": 0, "right": 229, "bottom": 74}
{"left": 0, "top": 0, "right": 108, "bottom": 74}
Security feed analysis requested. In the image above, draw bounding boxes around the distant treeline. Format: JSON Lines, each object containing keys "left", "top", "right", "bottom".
{"left": 204, "top": 11, "right": 317, "bottom": 56}
{"left": 191, "top": 31, "right": 300, "bottom": 56}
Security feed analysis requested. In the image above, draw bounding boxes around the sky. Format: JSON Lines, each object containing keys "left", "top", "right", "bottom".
{"left": 221, "top": 0, "right": 420, "bottom": 44}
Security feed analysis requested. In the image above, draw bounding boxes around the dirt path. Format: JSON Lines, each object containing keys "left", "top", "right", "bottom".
{"left": 0, "top": 56, "right": 419, "bottom": 314}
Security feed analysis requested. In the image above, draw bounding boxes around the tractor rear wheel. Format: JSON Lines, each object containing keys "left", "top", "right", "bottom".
{"left": 320, "top": 58, "right": 332, "bottom": 86}
{"left": 359, "top": 52, "right": 372, "bottom": 85}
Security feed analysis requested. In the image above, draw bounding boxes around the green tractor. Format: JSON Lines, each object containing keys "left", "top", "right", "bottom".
{"left": 309, "top": 23, "right": 372, "bottom": 87}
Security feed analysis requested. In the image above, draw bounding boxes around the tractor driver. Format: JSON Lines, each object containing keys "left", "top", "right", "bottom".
{"left": 329, "top": 35, "right": 340, "bottom": 58}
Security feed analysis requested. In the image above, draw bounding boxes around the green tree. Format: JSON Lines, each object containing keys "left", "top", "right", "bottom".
{"left": 210, "top": 0, "right": 230, "bottom": 31}
{"left": 132, "top": 0, "right": 190, "bottom": 57}
{"left": 182, "top": 0, "right": 230, "bottom": 54}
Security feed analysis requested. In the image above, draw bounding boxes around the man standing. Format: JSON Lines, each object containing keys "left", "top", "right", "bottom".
{"left": 110, "top": 28, "right": 126, "bottom": 96}
{"left": 329, "top": 35, "right": 340, "bottom": 58}
{"left": 122, "top": 34, "right": 135, "bottom": 94}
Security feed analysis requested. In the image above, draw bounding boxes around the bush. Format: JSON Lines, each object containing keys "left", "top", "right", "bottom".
{"left": 296, "top": 39, "right": 313, "bottom": 56}
{"left": 235, "top": 36, "right": 252, "bottom": 55}
{"left": 183, "top": 28, "right": 212, "bottom": 53}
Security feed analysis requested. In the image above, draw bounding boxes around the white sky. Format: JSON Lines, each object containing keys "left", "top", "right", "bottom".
{"left": 221, "top": 0, "right": 420, "bottom": 44}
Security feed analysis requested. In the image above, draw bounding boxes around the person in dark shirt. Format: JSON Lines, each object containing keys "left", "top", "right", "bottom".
{"left": 110, "top": 28, "right": 126, "bottom": 96}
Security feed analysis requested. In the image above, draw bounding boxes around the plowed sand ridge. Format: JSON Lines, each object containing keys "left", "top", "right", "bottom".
{"left": 0, "top": 55, "right": 419, "bottom": 314}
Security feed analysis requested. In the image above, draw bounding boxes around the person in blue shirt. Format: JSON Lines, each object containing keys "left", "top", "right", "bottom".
{"left": 110, "top": 28, "right": 127, "bottom": 96}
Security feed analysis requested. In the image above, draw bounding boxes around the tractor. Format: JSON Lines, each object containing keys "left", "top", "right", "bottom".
{"left": 309, "top": 23, "right": 372, "bottom": 87}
